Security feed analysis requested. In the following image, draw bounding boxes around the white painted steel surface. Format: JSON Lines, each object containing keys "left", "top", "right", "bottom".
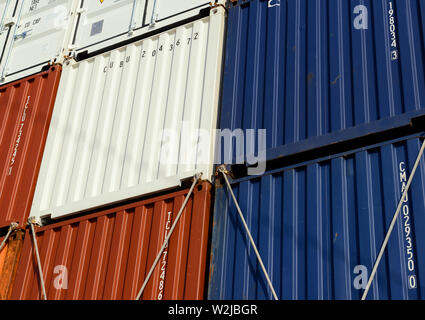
{"left": 30, "top": 7, "right": 226, "bottom": 220}
{"left": 72, "top": 0, "right": 223, "bottom": 56}
{"left": 146, "top": 0, "right": 212, "bottom": 22}
{"left": 0, "top": 0, "right": 78, "bottom": 85}
{"left": 71, "top": 0, "right": 143, "bottom": 52}
{"left": 0, "top": 0, "right": 18, "bottom": 72}
{"left": 0, "top": 0, "right": 18, "bottom": 35}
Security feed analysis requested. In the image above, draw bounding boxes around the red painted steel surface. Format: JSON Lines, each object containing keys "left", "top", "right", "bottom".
{"left": 11, "top": 181, "right": 212, "bottom": 300}
{"left": 0, "top": 66, "right": 62, "bottom": 229}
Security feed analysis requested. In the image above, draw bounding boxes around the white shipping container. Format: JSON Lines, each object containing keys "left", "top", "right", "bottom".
{"left": 0, "top": 1, "right": 223, "bottom": 85}
{"left": 72, "top": 0, "right": 224, "bottom": 57}
{"left": 30, "top": 7, "right": 226, "bottom": 220}
{"left": 0, "top": 0, "right": 18, "bottom": 71}
{"left": 0, "top": 0, "right": 79, "bottom": 85}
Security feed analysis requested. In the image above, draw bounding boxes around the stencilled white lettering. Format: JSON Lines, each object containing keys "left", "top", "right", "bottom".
{"left": 157, "top": 211, "right": 172, "bottom": 300}
{"left": 399, "top": 162, "right": 417, "bottom": 289}
{"left": 388, "top": 2, "right": 399, "bottom": 61}
{"left": 8, "top": 96, "right": 30, "bottom": 176}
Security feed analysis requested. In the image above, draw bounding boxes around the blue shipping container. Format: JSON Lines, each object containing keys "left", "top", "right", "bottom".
{"left": 220, "top": 0, "right": 425, "bottom": 163}
{"left": 208, "top": 134, "right": 425, "bottom": 300}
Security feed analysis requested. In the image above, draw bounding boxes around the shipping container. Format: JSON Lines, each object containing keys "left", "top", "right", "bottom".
{"left": 220, "top": 0, "right": 425, "bottom": 164}
{"left": 11, "top": 181, "right": 213, "bottom": 300}
{"left": 0, "top": 0, "right": 18, "bottom": 67}
{"left": 0, "top": 0, "right": 78, "bottom": 85}
{"left": 71, "top": 0, "right": 225, "bottom": 58}
{"left": 29, "top": 7, "right": 226, "bottom": 221}
{"left": 208, "top": 134, "right": 425, "bottom": 300}
{"left": 0, "top": 66, "right": 62, "bottom": 229}
{"left": 0, "top": 228, "right": 25, "bottom": 300}
{"left": 0, "top": 236, "right": 5, "bottom": 284}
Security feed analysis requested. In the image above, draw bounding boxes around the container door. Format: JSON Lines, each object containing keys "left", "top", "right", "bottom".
{"left": 145, "top": 0, "right": 210, "bottom": 25}
{"left": 0, "top": 0, "right": 76, "bottom": 84}
{"left": 72, "top": 0, "right": 145, "bottom": 53}
{"left": 0, "top": 0, "right": 17, "bottom": 75}
{"left": 72, "top": 0, "right": 219, "bottom": 56}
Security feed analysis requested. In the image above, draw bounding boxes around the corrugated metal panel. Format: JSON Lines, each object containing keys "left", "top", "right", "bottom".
{"left": 30, "top": 8, "right": 225, "bottom": 221}
{"left": 220, "top": 0, "right": 425, "bottom": 163}
{"left": 0, "top": 0, "right": 78, "bottom": 85}
{"left": 0, "top": 66, "right": 62, "bottom": 229}
{"left": 0, "top": 229, "right": 24, "bottom": 300}
{"left": 11, "top": 182, "right": 212, "bottom": 300}
{"left": 208, "top": 134, "right": 425, "bottom": 300}
{"left": 72, "top": 0, "right": 140, "bottom": 54}
{"left": 72, "top": 0, "right": 224, "bottom": 56}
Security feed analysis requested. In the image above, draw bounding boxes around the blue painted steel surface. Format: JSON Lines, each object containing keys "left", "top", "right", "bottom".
{"left": 220, "top": 0, "right": 425, "bottom": 162}
{"left": 208, "top": 134, "right": 425, "bottom": 300}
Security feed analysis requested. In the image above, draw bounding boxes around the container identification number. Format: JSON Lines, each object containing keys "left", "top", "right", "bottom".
{"left": 141, "top": 32, "right": 199, "bottom": 58}
{"left": 8, "top": 96, "right": 30, "bottom": 176}
{"left": 102, "top": 32, "right": 200, "bottom": 73}
{"left": 399, "top": 162, "right": 417, "bottom": 290}
{"left": 157, "top": 211, "right": 172, "bottom": 300}
{"left": 388, "top": 2, "right": 398, "bottom": 61}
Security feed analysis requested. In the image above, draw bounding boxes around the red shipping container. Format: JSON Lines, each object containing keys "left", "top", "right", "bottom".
{"left": 11, "top": 182, "right": 213, "bottom": 300}
{"left": 0, "top": 66, "right": 62, "bottom": 229}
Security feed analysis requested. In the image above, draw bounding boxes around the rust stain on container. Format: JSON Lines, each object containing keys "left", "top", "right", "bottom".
{"left": 11, "top": 182, "right": 212, "bottom": 300}
{"left": 0, "top": 66, "right": 62, "bottom": 229}
{"left": 0, "top": 229, "right": 25, "bottom": 300}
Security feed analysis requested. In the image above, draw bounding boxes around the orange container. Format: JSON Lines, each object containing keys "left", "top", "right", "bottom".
{"left": 0, "top": 66, "right": 62, "bottom": 229}
{"left": 0, "top": 229, "right": 25, "bottom": 300}
{"left": 11, "top": 182, "right": 213, "bottom": 300}
{"left": 0, "top": 237, "right": 6, "bottom": 281}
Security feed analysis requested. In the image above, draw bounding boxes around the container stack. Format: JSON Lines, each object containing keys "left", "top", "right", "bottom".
{"left": 1, "top": 0, "right": 425, "bottom": 302}
{"left": 0, "top": 66, "right": 62, "bottom": 299}
{"left": 208, "top": 0, "right": 425, "bottom": 300}
{"left": 0, "top": 0, "right": 226, "bottom": 300}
